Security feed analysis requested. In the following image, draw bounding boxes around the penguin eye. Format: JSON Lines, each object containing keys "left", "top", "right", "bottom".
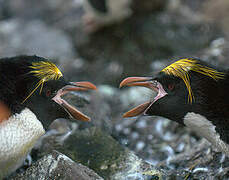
{"left": 46, "top": 90, "right": 52, "bottom": 97}
{"left": 168, "top": 84, "right": 175, "bottom": 91}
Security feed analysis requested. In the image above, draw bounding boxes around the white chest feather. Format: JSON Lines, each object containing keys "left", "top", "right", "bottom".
{"left": 184, "top": 112, "right": 229, "bottom": 157}
{"left": 0, "top": 108, "right": 45, "bottom": 178}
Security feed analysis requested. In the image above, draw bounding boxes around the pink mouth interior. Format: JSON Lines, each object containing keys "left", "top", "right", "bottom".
{"left": 143, "top": 81, "right": 167, "bottom": 115}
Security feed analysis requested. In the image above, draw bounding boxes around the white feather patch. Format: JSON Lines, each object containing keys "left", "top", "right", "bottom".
{"left": 0, "top": 108, "right": 45, "bottom": 178}
{"left": 184, "top": 112, "right": 229, "bottom": 157}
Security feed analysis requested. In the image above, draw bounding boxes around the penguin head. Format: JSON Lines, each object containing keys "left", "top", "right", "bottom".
{"left": 120, "top": 58, "right": 226, "bottom": 124}
{"left": 0, "top": 55, "right": 96, "bottom": 129}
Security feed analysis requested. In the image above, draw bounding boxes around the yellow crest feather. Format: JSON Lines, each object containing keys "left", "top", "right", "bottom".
{"left": 22, "top": 61, "right": 63, "bottom": 103}
{"left": 161, "top": 58, "right": 225, "bottom": 103}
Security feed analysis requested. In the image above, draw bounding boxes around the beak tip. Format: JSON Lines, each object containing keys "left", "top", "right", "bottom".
{"left": 122, "top": 113, "right": 129, "bottom": 118}
{"left": 119, "top": 77, "right": 153, "bottom": 89}
{"left": 72, "top": 116, "right": 91, "bottom": 122}
{"left": 119, "top": 80, "right": 127, "bottom": 88}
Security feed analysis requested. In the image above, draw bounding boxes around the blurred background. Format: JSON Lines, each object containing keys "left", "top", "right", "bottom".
{"left": 1, "top": 0, "right": 229, "bottom": 178}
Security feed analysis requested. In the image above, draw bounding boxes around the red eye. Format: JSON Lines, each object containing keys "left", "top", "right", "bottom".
{"left": 168, "top": 84, "right": 174, "bottom": 91}
{"left": 46, "top": 90, "right": 51, "bottom": 97}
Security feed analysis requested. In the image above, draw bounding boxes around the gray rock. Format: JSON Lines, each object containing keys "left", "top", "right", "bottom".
{"left": 37, "top": 127, "right": 163, "bottom": 180}
{"left": 6, "top": 0, "right": 83, "bottom": 20}
{"left": 157, "top": 139, "right": 229, "bottom": 179}
{"left": 10, "top": 150, "right": 103, "bottom": 180}
{"left": 0, "top": 19, "right": 76, "bottom": 61}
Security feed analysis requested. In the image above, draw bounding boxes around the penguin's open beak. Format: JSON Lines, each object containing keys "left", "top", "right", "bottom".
{"left": 52, "top": 81, "right": 97, "bottom": 122}
{"left": 120, "top": 77, "right": 167, "bottom": 118}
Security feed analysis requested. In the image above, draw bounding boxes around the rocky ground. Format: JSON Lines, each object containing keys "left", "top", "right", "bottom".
{"left": 1, "top": 0, "right": 229, "bottom": 179}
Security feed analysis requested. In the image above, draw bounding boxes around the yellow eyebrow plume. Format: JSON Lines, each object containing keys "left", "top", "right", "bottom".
{"left": 22, "top": 61, "right": 63, "bottom": 103}
{"left": 161, "top": 58, "right": 225, "bottom": 103}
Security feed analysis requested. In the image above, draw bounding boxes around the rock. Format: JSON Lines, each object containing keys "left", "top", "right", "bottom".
{"left": 203, "top": 0, "right": 229, "bottom": 38}
{"left": 10, "top": 150, "right": 103, "bottom": 180}
{"left": 157, "top": 139, "right": 229, "bottom": 179}
{"left": 6, "top": 0, "right": 83, "bottom": 20}
{"left": 0, "top": 19, "right": 76, "bottom": 62}
{"left": 36, "top": 127, "right": 164, "bottom": 180}
{"left": 200, "top": 38, "right": 229, "bottom": 67}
